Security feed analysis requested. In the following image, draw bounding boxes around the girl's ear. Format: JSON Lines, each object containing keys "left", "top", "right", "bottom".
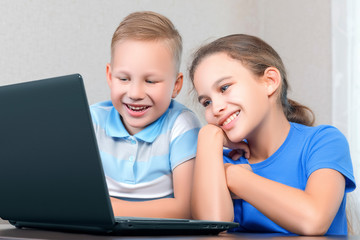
{"left": 106, "top": 63, "right": 112, "bottom": 88}
{"left": 172, "top": 73, "right": 184, "bottom": 98}
{"left": 263, "top": 67, "right": 281, "bottom": 97}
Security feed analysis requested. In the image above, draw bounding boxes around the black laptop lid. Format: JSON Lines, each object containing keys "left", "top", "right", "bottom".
{"left": 0, "top": 74, "right": 114, "bottom": 228}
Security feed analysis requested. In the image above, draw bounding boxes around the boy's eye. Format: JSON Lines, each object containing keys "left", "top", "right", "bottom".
{"left": 119, "top": 78, "right": 129, "bottom": 81}
{"left": 220, "top": 84, "right": 230, "bottom": 93}
{"left": 146, "top": 79, "right": 157, "bottom": 84}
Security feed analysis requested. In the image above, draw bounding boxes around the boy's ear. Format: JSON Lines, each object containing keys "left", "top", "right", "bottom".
{"left": 106, "top": 63, "right": 112, "bottom": 88}
{"left": 263, "top": 67, "right": 281, "bottom": 97}
{"left": 172, "top": 73, "right": 183, "bottom": 98}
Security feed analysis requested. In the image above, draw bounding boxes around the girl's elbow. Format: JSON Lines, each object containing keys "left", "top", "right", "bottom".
{"left": 192, "top": 211, "right": 233, "bottom": 222}
{"left": 298, "top": 223, "right": 328, "bottom": 236}
{"left": 176, "top": 201, "right": 192, "bottom": 219}
{"left": 296, "top": 213, "right": 330, "bottom": 236}
{"left": 178, "top": 210, "right": 191, "bottom": 219}
{"left": 191, "top": 202, "right": 233, "bottom": 222}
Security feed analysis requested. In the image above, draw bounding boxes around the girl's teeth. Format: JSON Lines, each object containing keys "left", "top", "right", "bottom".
{"left": 222, "top": 111, "right": 240, "bottom": 126}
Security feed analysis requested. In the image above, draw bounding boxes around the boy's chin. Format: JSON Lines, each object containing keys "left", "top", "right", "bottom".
{"left": 125, "top": 119, "right": 157, "bottom": 132}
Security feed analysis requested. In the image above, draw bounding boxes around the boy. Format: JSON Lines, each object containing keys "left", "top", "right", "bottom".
{"left": 90, "top": 11, "right": 201, "bottom": 219}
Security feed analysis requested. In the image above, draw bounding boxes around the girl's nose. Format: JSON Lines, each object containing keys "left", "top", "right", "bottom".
{"left": 212, "top": 97, "right": 226, "bottom": 115}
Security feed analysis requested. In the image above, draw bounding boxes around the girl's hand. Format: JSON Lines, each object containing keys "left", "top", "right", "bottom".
{"left": 223, "top": 134, "right": 250, "bottom": 160}
{"left": 203, "top": 123, "right": 250, "bottom": 160}
{"left": 224, "top": 163, "right": 252, "bottom": 199}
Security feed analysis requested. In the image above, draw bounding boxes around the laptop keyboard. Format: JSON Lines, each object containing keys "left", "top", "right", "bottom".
{"left": 115, "top": 217, "right": 190, "bottom": 223}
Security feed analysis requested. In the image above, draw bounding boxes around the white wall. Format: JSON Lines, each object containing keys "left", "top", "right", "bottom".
{"left": 0, "top": 0, "right": 332, "bottom": 125}
{"left": 332, "top": 0, "right": 360, "bottom": 234}
{"left": 253, "top": 0, "right": 332, "bottom": 126}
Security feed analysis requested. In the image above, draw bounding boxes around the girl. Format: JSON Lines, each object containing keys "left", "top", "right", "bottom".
{"left": 189, "top": 34, "right": 356, "bottom": 235}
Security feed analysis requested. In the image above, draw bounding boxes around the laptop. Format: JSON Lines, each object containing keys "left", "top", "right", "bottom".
{"left": 0, "top": 74, "right": 239, "bottom": 235}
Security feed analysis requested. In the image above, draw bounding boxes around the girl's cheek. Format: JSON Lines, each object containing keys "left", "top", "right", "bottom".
{"left": 205, "top": 113, "right": 216, "bottom": 125}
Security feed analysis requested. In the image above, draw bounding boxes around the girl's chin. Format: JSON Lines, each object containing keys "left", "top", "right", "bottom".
{"left": 225, "top": 132, "right": 246, "bottom": 144}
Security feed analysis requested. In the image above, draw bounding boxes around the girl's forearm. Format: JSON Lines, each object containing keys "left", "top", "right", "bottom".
{"left": 191, "top": 125, "right": 234, "bottom": 221}
{"left": 226, "top": 166, "right": 345, "bottom": 235}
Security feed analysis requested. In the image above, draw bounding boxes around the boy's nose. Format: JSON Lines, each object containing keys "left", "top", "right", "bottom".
{"left": 128, "top": 82, "right": 145, "bottom": 100}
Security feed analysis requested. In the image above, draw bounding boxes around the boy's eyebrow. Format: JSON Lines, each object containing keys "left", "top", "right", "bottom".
{"left": 112, "top": 69, "right": 164, "bottom": 78}
{"left": 197, "top": 76, "right": 232, "bottom": 103}
{"left": 112, "top": 69, "right": 130, "bottom": 76}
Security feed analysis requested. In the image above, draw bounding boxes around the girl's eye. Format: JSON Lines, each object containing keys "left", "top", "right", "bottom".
{"left": 119, "top": 78, "right": 129, "bottom": 81}
{"left": 220, "top": 84, "right": 230, "bottom": 93}
{"left": 202, "top": 100, "right": 211, "bottom": 108}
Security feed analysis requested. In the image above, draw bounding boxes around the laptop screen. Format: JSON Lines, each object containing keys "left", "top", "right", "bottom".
{"left": 0, "top": 74, "right": 115, "bottom": 227}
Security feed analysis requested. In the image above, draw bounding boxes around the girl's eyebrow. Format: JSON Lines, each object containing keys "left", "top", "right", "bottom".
{"left": 197, "top": 76, "right": 232, "bottom": 103}
{"left": 198, "top": 95, "right": 206, "bottom": 103}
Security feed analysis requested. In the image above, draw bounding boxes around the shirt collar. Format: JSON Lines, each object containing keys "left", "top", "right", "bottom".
{"left": 105, "top": 104, "right": 169, "bottom": 143}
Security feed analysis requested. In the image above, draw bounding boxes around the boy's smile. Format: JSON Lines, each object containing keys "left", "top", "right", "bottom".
{"left": 106, "top": 40, "right": 182, "bottom": 135}
{"left": 125, "top": 103, "right": 151, "bottom": 117}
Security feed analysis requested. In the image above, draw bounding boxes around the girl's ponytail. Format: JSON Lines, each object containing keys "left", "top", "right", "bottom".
{"left": 284, "top": 99, "right": 315, "bottom": 126}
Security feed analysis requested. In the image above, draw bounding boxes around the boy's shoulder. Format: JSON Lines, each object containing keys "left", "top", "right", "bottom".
{"left": 90, "top": 100, "right": 114, "bottom": 116}
{"left": 168, "top": 99, "right": 189, "bottom": 112}
{"left": 90, "top": 100, "right": 113, "bottom": 111}
{"left": 89, "top": 100, "right": 114, "bottom": 125}
{"left": 163, "top": 100, "right": 201, "bottom": 131}
{"left": 166, "top": 100, "right": 199, "bottom": 122}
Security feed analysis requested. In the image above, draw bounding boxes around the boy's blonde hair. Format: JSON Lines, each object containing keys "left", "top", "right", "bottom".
{"left": 111, "top": 11, "right": 182, "bottom": 72}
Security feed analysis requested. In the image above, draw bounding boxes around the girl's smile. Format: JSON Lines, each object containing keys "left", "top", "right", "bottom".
{"left": 219, "top": 110, "right": 240, "bottom": 130}
{"left": 194, "top": 52, "right": 270, "bottom": 143}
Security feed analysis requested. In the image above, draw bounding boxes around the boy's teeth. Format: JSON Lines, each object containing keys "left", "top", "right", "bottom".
{"left": 128, "top": 105, "right": 148, "bottom": 111}
{"left": 222, "top": 111, "right": 240, "bottom": 126}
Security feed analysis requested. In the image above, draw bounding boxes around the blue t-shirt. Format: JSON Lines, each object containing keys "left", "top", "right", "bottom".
{"left": 90, "top": 100, "right": 201, "bottom": 200}
{"left": 223, "top": 122, "right": 356, "bottom": 235}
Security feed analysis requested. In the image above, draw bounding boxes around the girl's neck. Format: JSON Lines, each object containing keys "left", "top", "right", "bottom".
{"left": 246, "top": 109, "right": 291, "bottom": 164}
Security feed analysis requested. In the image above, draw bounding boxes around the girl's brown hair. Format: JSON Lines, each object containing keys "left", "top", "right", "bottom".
{"left": 189, "top": 34, "right": 315, "bottom": 126}
{"left": 111, "top": 11, "right": 182, "bottom": 72}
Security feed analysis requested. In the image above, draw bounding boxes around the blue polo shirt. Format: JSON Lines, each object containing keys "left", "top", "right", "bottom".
{"left": 90, "top": 100, "right": 201, "bottom": 200}
{"left": 223, "top": 122, "right": 356, "bottom": 235}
